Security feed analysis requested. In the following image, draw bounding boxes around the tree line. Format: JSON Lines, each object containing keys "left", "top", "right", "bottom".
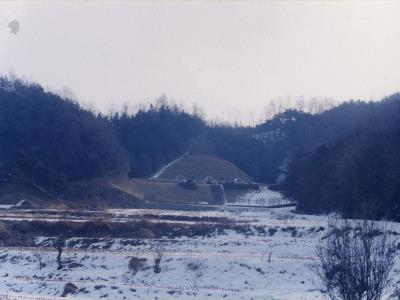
{"left": 0, "top": 77, "right": 129, "bottom": 189}
{"left": 1, "top": 76, "right": 400, "bottom": 219}
{"left": 279, "top": 95, "right": 400, "bottom": 219}
{"left": 0, "top": 77, "right": 271, "bottom": 191}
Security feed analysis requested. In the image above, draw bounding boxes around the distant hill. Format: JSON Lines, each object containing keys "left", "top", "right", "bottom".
{"left": 267, "top": 95, "right": 400, "bottom": 218}
{"left": 0, "top": 77, "right": 128, "bottom": 188}
{"left": 152, "top": 154, "right": 250, "bottom": 182}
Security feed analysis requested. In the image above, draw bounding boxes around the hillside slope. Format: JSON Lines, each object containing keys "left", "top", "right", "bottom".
{"left": 153, "top": 154, "right": 250, "bottom": 182}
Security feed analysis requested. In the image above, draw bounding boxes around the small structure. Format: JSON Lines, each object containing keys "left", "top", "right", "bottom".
{"left": 204, "top": 176, "right": 217, "bottom": 184}
{"left": 175, "top": 175, "right": 186, "bottom": 183}
{"left": 233, "top": 177, "right": 243, "bottom": 183}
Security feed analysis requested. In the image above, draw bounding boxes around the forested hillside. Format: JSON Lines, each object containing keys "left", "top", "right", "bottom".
{"left": 110, "top": 103, "right": 204, "bottom": 178}
{"left": 0, "top": 77, "right": 129, "bottom": 189}
{"left": 254, "top": 95, "right": 400, "bottom": 219}
{"left": 0, "top": 77, "right": 271, "bottom": 188}
{"left": 1, "top": 77, "right": 400, "bottom": 219}
{"left": 281, "top": 96, "right": 400, "bottom": 219}
{"left": 110, "top": 103, "right": 272, "bottom": 181}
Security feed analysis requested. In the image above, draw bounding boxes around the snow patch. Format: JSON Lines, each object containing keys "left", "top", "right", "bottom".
{"left": 151, "top": 152, "right": 188, "bottom": 179}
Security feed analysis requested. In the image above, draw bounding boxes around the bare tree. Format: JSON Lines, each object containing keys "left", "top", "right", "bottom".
{"left": 153, "top": 243, "right": 164, "bottom": 274}
{"left": 310, "top": 218, "right": 397, "bottom": 300}
{"left": 54, "top": 236, "right": 65, "bottom": 270}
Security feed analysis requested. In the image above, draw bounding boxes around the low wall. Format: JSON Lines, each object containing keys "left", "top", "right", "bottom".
{"left": 112, "top": 179, "right": 225, "bottom": 205}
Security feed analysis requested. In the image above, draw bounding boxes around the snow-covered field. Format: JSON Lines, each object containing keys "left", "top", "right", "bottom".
{"left": 0, "top": 207, "right": 399, "bottom": 300}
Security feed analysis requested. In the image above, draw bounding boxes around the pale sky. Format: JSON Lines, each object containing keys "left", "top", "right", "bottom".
{"left": 0, "top": 1, "right": 399, "bottom": 124}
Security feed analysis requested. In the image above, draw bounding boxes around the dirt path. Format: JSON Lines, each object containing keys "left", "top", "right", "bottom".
{"left": 0, "top": 246, "right": 314, "bottom": 262}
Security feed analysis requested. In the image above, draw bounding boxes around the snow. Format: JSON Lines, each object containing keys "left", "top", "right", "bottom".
{"left": 229, "top": 187, "right": 292, "bottom": 207}
{"left": 0, "top": 207, "right": 398, "bottom": 299}
{"left": 151, "top": 152, "right": 188, "bottom": 179}
{"left": 0, "top": 205, "right": 14, "bottom": 210}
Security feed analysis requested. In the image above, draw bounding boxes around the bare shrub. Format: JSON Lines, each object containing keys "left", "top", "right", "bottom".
{"left": 128, "top": 257, "right": 147, "bottom": 274}
{"left": 309, "top": 218, "right": 397, "bottom": 300}
{"left": 268, "top": 227, "right": 278, "bottom": 236}
{"left": 392, "top": 286, "right": 400, "bottom": 300}
{"left": 186, "top": 258, "right": 206, "bottom": 281}
{"left": 153, "top": 244, "right": 164, "bottom": 274}
{"left": 187, "top": 261, "right": 201, "bottom": 272}
{"left": 61, "top": 282, "right": 79, "bottom": 297}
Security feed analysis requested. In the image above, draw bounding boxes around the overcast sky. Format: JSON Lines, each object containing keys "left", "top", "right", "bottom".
{"left": 0, "top": 1, "right": 399, "bottom": 124}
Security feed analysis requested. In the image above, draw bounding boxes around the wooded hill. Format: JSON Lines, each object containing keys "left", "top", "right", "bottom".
{"left": 254, "top": 94, "right": 400, "bottom": 219}
{"left": 1, "top": 77, "right": 399, "bottom": 219}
